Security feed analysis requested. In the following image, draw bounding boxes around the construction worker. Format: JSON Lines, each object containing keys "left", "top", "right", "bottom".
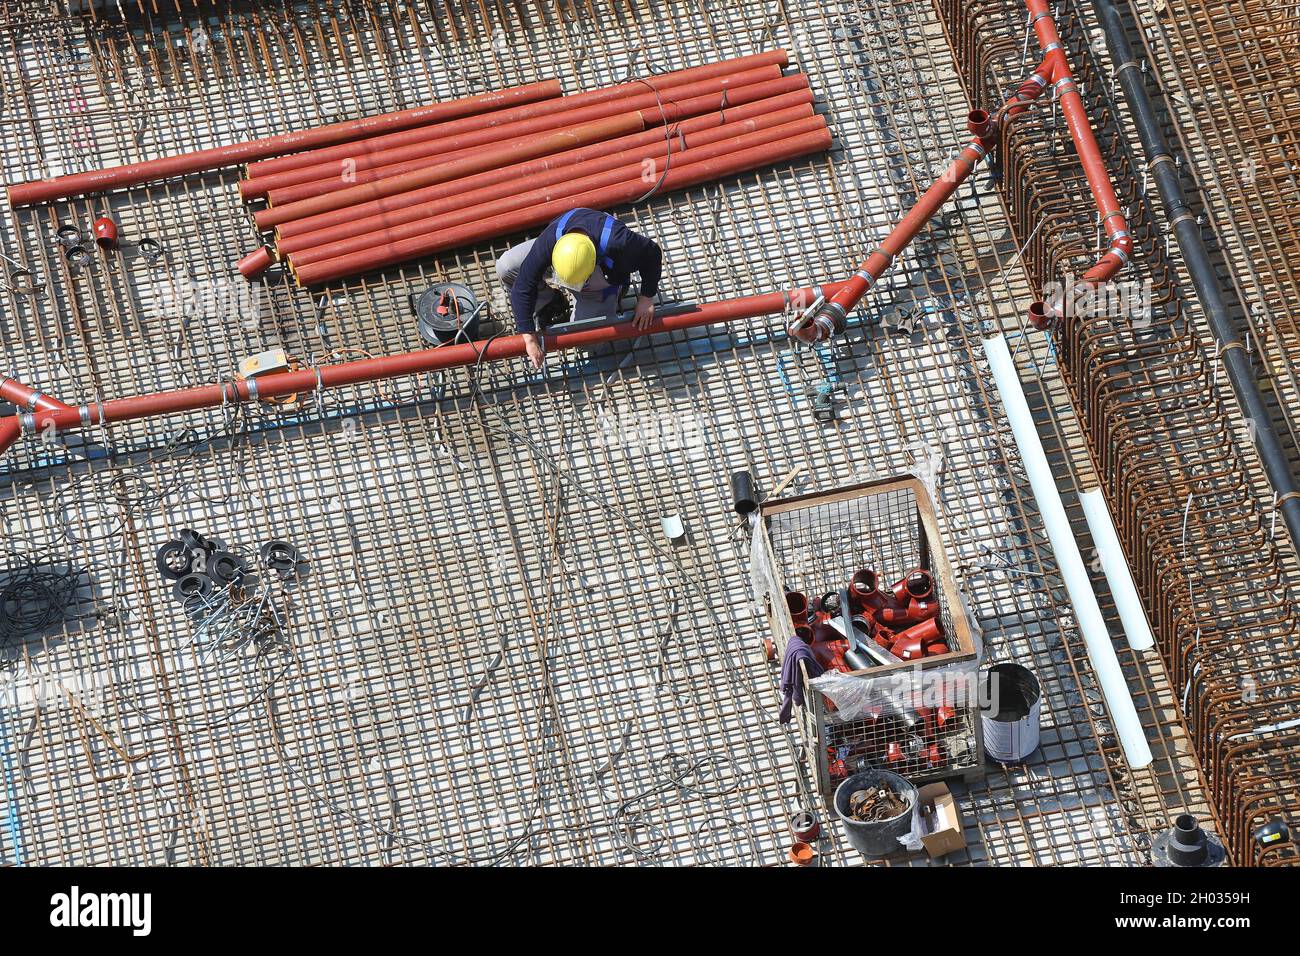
{"left": 496, "top": 208, "right": 662, "bottom": 368}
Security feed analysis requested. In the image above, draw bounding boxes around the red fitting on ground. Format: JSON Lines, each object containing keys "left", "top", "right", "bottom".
{"left": 1028, "top": 300, "right": 1051, "bottom": 330}
{"left": 788, "top": 57, "right": 1052, "bottom": 346}
{"left": 237, "top": 246, "right": 275, "bottom": 280}
{"left": 92, "top": 216, "right": 118, "bottom": 249}
{"left": 0, "top": 418, "right": 20, "bottom": 458}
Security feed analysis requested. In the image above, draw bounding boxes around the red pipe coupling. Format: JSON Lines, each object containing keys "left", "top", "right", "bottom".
{"left": 848, "top": 568, "right": 886, "bottom": 613}
{"left": 785, "top": 591, "right": 810, "bottom": 628}
{"left": 966, "top": 108, "right": 995, "bottom": 140}
{"left": 889, "top": 569, "right": 933, "bottom": 604}
{"left": 92, "top": 216, "right": 118, "bottom": 250}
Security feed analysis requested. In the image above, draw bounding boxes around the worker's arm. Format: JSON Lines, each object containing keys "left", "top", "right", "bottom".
{"left": 625, "top": 232, "right": 661, "bottom": 330}
{"left": 625, "top": 231, "right": 662, "bottom": 300}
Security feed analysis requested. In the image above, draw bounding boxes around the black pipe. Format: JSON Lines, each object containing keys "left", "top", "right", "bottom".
{"left": 1095, "top": 0, "right": 1300, "bottom": 554}
{"left": 730, "top": 470, "right": 758, "bottom": 515}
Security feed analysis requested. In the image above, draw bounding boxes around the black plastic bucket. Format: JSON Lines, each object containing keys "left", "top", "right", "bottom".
{"left": 833, "top": 770, "right": 917, "bottom": 858}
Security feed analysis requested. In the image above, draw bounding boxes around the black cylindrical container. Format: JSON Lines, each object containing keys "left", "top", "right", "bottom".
{"left": 731, "top": 470, "right": 758, "bottom": 514}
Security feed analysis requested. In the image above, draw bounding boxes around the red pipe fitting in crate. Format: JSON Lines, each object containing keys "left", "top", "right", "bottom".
{"left": 785, "top": 591, "right": 809, "bottom": 627}
{"left": 876, "top": 596, "right": 941, "bottom": 627}
{"left": 890, "top": 568, "right": 933, "bottom": 604}
{"left": 889, "top": 635, "right": 926, "bottom": 661}
{"left": 851, "top": 614, "right": 895, "bottom": 649}
{"left": 810, "top": 621, "right": 840, "bottom": 644}
{"left": 848, "top": 568, "right": 886, "bottom": 613}
{"left": 894, "top": 618, "right": 947, "bottom": 656}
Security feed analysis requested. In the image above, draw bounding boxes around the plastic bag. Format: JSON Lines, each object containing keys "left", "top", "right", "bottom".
{"left": 809, "top": 658, "right": 981, "bottom": 724}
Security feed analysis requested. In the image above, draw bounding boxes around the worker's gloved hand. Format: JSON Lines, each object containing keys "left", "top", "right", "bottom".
{"left": 633, "top": 295, "right": 655, "bottom": 331}
{"left": 523, "top": 332, "right": 546, "bottom": 369}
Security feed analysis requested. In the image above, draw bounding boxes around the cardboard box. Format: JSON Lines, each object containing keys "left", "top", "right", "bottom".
{"left": 917, "top": 783, "right": 965, "bottom": 858}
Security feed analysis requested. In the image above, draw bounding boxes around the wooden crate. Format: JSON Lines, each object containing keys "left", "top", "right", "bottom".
{"left": 755, "top": 475, "right": 985, "bottom": 802}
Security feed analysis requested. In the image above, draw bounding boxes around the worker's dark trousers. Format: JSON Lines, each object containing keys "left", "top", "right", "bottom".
{"left": 496, "top": 238, "right": 617, "bottom": 325}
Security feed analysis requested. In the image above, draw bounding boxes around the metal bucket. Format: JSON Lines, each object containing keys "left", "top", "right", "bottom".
{"left": 981, "top": 662, "right": 1041, "bottom": 761}
{"left": 833, "top": 770, "right": 917, "bottom": 858}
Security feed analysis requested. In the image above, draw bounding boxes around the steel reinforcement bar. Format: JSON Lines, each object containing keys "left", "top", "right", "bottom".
{"left": 935, "top": 0, "right": 1300, "bottom": 864}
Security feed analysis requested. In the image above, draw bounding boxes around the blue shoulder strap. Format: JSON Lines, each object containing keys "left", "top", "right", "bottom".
{"left": 556, "top": 210, "right": 616, "bottom": 270}
{"left": 596, "top": 215, "right": 616, "bottom": 270}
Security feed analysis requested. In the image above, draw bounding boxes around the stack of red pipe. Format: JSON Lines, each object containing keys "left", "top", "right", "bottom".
{"left": 232, "top": 50, "right": 831, "bottom": 286}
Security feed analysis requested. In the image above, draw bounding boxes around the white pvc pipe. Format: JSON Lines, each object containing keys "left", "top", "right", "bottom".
{"left": 983, "top": 334, "right": 1153, "bottom": 769}
{"left": 1080, "top": 488, "right": 1156, "bottom": 651}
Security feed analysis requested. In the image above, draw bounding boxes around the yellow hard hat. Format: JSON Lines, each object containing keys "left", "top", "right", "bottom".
{"left": 551, "top": 233, "right": 597, "bottom": 290}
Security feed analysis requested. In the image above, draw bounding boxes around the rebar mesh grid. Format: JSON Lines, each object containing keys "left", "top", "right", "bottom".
{"left": 936, "top": 0, "right": 1300, "bottom": 864}
{"left": 0, "top": 0, "right": 1211, "bottom": 866}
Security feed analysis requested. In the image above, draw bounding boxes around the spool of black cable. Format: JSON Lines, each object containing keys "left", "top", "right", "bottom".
{"left": 730, "top": 470, "right": 757, "bottom": 515}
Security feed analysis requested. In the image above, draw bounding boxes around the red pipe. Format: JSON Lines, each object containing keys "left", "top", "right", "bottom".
{"left": 1, "top": 280, "right": 851, "bottom": 456}
{"left": 292, "top": 125, "right": 832, "bottom": 286}
{"left": 274, "top": 91, "right": 814, "bottom": 244}
{"left": 253, "top": 113, "right": 646, "bottom": 230}
{"left": 1024, "top": 0, "right": 1133, "bottom": 324}
{"left": 251, "top": 65, "right": 787, "bottom": 205}
{"left": 0, "top": 376, "right": 71, "bottom": 413}
{"left": 261, "top": 74, "right": 808, "bottom": 211}
{"left": 259, "top": 77, "right": 806, "bottom": 230}
{"left": 245, "top": 51, "right": 789, "bottom": 181}
{"left": 237, "top": 245, "right": 276, "bottom": 280}
{"left": 0, "top": 418, "right": 19, "bottom": 458}
{"left": 278, "top": 106, "right": 815, "bottom": 258}
{"left": 287, "top": 116, "right": 828, "bottom": 268}
{"left": 5, "top": 81, "right": 562, "bottom": 206}
{"left": 791, "top": 59, "right": 1052, "bottom": 343}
